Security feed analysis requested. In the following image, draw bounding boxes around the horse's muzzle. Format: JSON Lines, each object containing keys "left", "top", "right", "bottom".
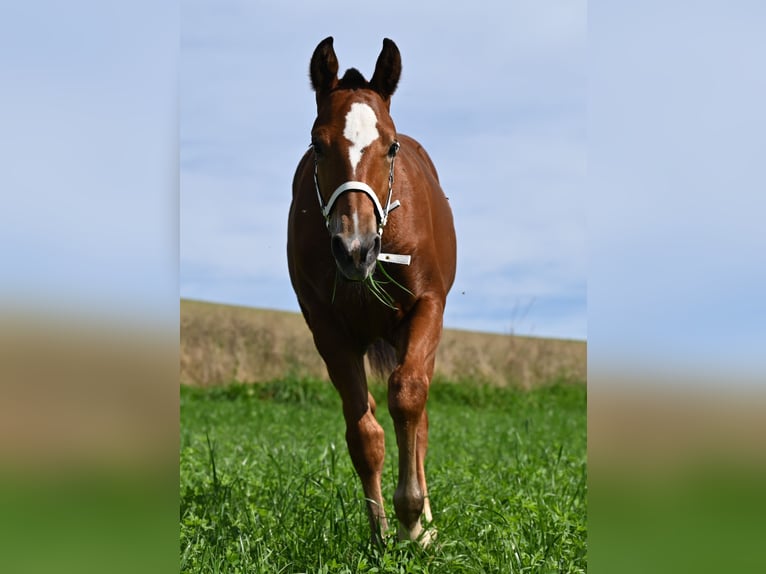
{"left": 331, "top": 232, "right": 381, "bottom": 281}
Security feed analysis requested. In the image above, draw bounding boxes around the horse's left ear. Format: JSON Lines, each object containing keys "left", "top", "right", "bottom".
{"left": 370, "top": 38, "right": 401, "bottom": 105}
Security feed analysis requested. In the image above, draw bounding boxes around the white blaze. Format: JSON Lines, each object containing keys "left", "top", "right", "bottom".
{"left": 352, "top": 211, "right": 359, "bottom": 235}
{"left": 343, "top": 102, "right": 379, "bottom": 175}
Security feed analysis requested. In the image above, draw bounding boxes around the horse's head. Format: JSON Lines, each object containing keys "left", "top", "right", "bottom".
{"left": 309, "top": 37, "right": 402, "bottom": 282}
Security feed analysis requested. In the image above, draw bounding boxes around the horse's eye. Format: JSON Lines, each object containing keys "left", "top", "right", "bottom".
{"left": 311, "top": 139, "right": 323, "bottom": 157}
{"left": 388, "top": 141, "right": 400, "bottom": 158}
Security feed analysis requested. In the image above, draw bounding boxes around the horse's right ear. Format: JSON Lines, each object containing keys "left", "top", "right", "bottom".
{"left": 310, "top": 36, "right": 339, "bottom": 103}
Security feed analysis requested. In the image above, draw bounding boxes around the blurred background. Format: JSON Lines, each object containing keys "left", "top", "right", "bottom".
{"left": 2, "top": 1, "right": 765, "bottom": 573}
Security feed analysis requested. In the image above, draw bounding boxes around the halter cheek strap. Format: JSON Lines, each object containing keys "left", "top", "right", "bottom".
{"left": 313, "top": 145, "right": 411, "bottom": 266}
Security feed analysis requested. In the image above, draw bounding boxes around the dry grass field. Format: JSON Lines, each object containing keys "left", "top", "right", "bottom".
{"left": 180, "top": 299, "right": 585, "bottom": 388}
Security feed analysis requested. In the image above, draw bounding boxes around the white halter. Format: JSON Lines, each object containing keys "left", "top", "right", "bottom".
{"left": 313, "top": 143, "right": 411, "bottom": 265}
{"left": 321, "top": 181, "right": 399, "bottom": 232}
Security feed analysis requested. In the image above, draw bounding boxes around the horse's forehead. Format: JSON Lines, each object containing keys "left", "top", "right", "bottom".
{"left": 319, "top": 92, "right": 392, "bottom": 131}
{"left": 343, "top": 101, "right": 379, "bottom": 139}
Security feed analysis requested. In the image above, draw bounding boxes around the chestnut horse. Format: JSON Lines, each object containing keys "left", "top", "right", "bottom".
{"left": 287, "top": 37, "right": 456, "bottom": 545}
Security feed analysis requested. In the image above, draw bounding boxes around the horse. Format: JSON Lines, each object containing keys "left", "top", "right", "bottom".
{"left": 287, "top": 36, "right": 457, "bottom": 545}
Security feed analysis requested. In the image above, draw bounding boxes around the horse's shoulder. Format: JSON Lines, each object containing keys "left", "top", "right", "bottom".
{"left": 291, "top": 148, "right": 314, "bottom": 196}
{"left": 398, "top": 134, "right": 439, "bottom": 182}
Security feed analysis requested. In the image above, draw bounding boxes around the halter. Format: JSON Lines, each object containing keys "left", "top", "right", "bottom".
{"left": 312, "top": 141, "right": 411, "bottom": 265}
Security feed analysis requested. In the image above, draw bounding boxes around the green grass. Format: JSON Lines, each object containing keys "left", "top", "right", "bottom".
{"left": 180, "top": 378, "right": 587, "bottom": 573}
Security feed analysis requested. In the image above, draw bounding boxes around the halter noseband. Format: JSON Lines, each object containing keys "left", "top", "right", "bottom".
{"left": 312, "top": 141, "right": 411, "bottom": 266}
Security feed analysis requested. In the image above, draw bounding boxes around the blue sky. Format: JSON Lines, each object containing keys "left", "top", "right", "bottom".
{"left": 589, "top": 0, "right": 766, "bottom": 380}
{"left": 180, "top": 0, "right": 587, "bottom": 340}
{"left": 1, "top": 2, "right": 178, "bottom": 324}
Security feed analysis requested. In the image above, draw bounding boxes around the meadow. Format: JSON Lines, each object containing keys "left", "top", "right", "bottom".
{"left": 180, "top": 377, "right": 586, "bottom": 573}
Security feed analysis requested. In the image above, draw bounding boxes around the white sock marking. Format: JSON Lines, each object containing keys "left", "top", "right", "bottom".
{"left": 423, "top": 497, "right": 433, "bottom": 523}
{"left": 343, "top": 102, "right": 379, "bottom": 175}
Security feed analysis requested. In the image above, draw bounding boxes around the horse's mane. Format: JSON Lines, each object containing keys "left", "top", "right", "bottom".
{"left": 337, "top": 68, "right": 368, "bottom": 90}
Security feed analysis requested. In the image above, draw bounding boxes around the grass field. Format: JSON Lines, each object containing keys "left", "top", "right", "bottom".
{"left": 180, "top": 377, "right": 587, "bottom": 573}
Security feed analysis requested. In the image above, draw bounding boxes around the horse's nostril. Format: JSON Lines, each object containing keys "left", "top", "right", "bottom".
{"left": 365, "top": 235, "right": 381, "bottom": 265}
{"left": 331, "top": 234, "right": 350, "bottom": 262}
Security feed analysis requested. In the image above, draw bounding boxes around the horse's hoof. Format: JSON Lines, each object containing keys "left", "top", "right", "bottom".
{"left": 419, "top": 525, "right": 438, "bottom": 548}
{"left": 397, "top": 521, "right": 437, "bottom": 548}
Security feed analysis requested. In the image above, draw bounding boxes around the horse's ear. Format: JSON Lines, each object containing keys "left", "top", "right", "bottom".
{"left": 370, "top": 38, "right": 401, "bottom": 105}
{"left": 310, "top": 36, "right": 339, "bottom": 103}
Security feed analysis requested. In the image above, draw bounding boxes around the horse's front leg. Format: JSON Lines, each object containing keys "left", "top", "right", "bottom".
{"left": 388, "top": 296, "right": 443, "bottom": 545}
{"left": 313, "top": 329, "right": 388, "bottom": 543}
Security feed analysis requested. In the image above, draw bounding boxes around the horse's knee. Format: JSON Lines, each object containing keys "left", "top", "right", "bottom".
{"left": 388, "top": 368, "right": 428, "bottom": 423}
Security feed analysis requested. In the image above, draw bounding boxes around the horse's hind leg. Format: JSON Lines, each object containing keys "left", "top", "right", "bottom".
{"left": 388, "top": 297, "right": 443, "bottom": 545}
{"left": 314, "top": 335, "right": 388, "bottom": 542}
